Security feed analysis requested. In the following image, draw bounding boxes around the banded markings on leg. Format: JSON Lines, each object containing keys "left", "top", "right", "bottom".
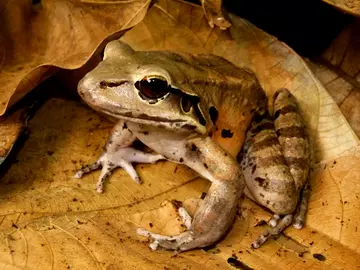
{"left": 241, "top": 88, "right": 311, "bottom": 248}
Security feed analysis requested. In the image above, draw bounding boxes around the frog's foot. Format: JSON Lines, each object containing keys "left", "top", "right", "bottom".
{"left": 252, "top": 214, "right": 293, "bottom": 249}
{"left": 74, "top": 148, "right": 165, "bottom": 192}
{"left": 137, "top": 206, "right": 194, "bottom": 252}
{"left": 293, "top": 181, "right": 311, "bottom": 229}
{"left": 268, "top": 214, "right": 280, "bottom": 227}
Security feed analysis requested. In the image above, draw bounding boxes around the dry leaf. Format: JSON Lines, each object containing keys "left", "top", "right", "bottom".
{"left": 0, "top": 110, "right": 25, "bottom": 165}
{"left": 321, "top": 0, "right": 360, "bottom": 16}
{"left": 1, "top": 0, "right": 360, "bottom": 269}
{"left": 0, "top": 0, "right": 151, "bottom": 116}
{"left": 322, "top": 19, "right": 360, "bottom": 83}
{"left": 307, "top": 59, "right": 360, "bottom": 139}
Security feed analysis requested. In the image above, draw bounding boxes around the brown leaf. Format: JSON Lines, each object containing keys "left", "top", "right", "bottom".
{"left": 322, "top": 19, "right": 360, "bottom": 84}
{"left": 0, "top": 0, "right": 151, "bottom": 116}
{"left": 0, "top": 110, "right": 24, "bottom": 164}
{"left": 321, "top": 0, "right": 360, "bottom": 16}
{"left": 1, "top": 0, "right": 360, "bottom": 268}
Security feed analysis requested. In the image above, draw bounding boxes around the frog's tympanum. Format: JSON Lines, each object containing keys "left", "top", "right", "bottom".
{"left": 75, "top": 40, "right": 311, "bottom": 251}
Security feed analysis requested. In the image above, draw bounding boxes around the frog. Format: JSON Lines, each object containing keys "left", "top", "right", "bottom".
{"left": 74, "top": 39, "right": 311, "bottom": 251}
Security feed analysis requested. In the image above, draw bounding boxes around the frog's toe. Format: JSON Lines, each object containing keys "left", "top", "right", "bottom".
{"left": 252, "top": 214, "right": 293, "bottom": 248}
{"left": 137, "top": 228, "right": 194, "bottom": 251}
{"left": 268, "top": 214, "right": 280, "bottom": 227}
{"left": 74, "top": 160, "right": 101, "bottom": 178}
{"left": 75, "top": 147, "right": 165, "bottom": 192}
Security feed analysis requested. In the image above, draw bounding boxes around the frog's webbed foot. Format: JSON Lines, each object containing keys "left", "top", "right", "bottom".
{"left": 252, "top": 214, "right": 293, "bottom": 249}
{"left": 252, "top": 181, "right": 311, "bottom": 248}
{"left": 137, "top": 206, "right": 194, "bottom": 252}
{"left": 74, "top": 148, "right": 165, "bottom": 193}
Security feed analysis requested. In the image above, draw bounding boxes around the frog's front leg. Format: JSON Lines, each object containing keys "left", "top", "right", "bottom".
{"left": 137, "top": 136, "right": 244, "bottom": 252}
{"left": 74, "top": 120, "right": 165, "bottom": 192}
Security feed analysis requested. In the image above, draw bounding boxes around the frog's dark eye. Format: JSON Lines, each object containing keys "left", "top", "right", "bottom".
{"left": 135, "top": 76, "right": 169, "bottom": 99}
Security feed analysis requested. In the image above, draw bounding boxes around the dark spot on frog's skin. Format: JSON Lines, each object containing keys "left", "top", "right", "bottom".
{"left": 203, "top": 163, "right": 208, "bottom": 169}
{"left": 221, "top": 129, "right": 233, "bottom": 138}
{"left": 174, "top": 166, "right": 178, "bottom": 173}
{"left": 252, "top": 164, "right": 257, "bottom": 174}
{"left": 149, "top": 223, "right": 153, "bottom": 228}
{"left": 255, "top": 177, "right": 267, "bottom": 187}
{"left": 141, "top": 131, "right": 149, "bottom": 135}
{"left": 209, "top": 106, "right": 218, "bottom": 124}
{"left": 200, "top": 192, "right": 207, "bottom": 199}
{"left": 333, "top": 160, "right": 337, "bottom": 165}
{"left": 179, "top": 158, "right": 184, "bottom": 163}
{"left": 224, "top": 152, "right": 228, "bottom": 156}
{"left": 259, "top": 193, "right": 264, "bottom": 198}
{"left": 123, "top": 123, "right": 127, "bottom": 129}
{"left": 227, "top": 257, "right": 253, "bottom": 269}
{"left": 313, "top": 254, "right": 326, "bottom": 261}
{"left": 190, "top": 143, "right": 198, "bottom": 152}
{"left": 72, "top": 198, "right": 78, "bottom": 202}
{"left": 266, "top": 200, "right": 270, "bottom": 205}
{"left": 47, "top": 151, "right": 54, "bottom": 156}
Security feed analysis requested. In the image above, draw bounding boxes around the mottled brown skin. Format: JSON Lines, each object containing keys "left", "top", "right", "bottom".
{"left": 240, "top": 88, "right": 310, "bottom": 248}
{"left": 76, "top": 40, "right": 267, "bottom": 251}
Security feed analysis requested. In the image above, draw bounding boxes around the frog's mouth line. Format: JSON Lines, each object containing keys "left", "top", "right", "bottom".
{"left": 99, "top": 108, "right": 198, "bottom": 131}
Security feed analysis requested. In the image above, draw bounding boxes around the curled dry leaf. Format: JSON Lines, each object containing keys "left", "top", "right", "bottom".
{"left": 321, "top": 0, "right": 360, "bottom": 16}
{"left": 0, "top": 110, "right": 25, "bottom": 165}
{"left": 321, "top": 19, "right": 360, "bottom": 86}
{"left": 1, "top": 0, "right": 360, "bottom": 268}
{"left": 0, "top": 0, "right": 151, "bottom": 116}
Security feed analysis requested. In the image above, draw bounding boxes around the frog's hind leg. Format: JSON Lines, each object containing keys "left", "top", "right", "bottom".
{"left": 252, "top": 181, "right": 311, "bottom": 248}
{"left": 252, "top": 214, "right": 293, "bottom": 249}
{"left": 136, "top": 136, "right": 244, "bottom": 252}
{"left": 74, "top": 120, "right": 165, "bottom": 192}
{"left": 293, "top": 181, "right": 311, "bottom": 229}
{"left": 137, "top": 206, "right": 193, "bottom": 251}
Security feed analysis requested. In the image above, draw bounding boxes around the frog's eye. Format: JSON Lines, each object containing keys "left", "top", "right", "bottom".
{"left": 135, "top": 76, "right": 169, "bottom": 99}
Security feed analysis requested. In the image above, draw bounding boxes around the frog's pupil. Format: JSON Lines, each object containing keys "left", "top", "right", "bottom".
{"left": 136, "top": 77, "right": 169, "bottom": 99}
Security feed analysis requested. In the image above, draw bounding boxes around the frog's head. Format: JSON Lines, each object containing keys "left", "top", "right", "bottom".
{"left": 78, "top": 40, "right": 208, "bottom": 134}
